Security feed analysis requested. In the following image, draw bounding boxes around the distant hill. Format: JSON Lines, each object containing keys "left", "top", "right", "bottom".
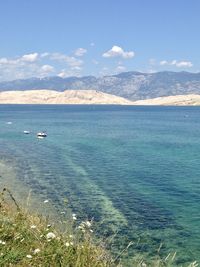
{"left": 0, "top": 90, "right": 133, "bottom": 105}
{"left": 0, "top": 71, "right": 200, "bottom": 100}
{"left": 132, "top": 94, "right": 200, "bottom": 106}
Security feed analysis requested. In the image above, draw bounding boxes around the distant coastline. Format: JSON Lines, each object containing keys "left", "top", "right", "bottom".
{"left": 0, "top": 89, "right": 133, "bottom": 105}
{"left": 132, "top": 94, "right": 200, "bottom": 106}
{"left": 1, "top": 89, "right": 200, "bottom": 106}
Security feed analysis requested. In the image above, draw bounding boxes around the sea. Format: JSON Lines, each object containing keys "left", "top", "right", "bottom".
{"left": 0, "top": 104, "right": 200, "bottom": 265}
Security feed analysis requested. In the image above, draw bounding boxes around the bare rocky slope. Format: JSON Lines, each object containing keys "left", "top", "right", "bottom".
{"left": 132, "top": 94, "right": 200, "bottom": 105}
{"left": 1, "top": 89, "right": 200, "bottom": 106}
{"left": 0, "top": 89, "right": 134, "bottom": 104}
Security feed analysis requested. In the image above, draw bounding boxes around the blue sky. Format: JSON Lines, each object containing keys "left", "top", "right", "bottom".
{"left": 0, "top": 0, "right": 199, "bottom": 81}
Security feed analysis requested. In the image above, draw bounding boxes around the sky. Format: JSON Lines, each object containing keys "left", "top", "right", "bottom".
{"left": 0, "top": 0, "right": 199, "bottom": 81}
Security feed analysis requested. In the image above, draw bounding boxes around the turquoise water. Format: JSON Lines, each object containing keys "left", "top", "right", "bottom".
{"left": 1, "top": 104, "right": 200, "bottom": 265}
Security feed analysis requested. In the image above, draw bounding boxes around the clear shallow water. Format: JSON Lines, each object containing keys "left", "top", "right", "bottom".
{"left": 1, "top": 105, "right": 200, "bottom": 265}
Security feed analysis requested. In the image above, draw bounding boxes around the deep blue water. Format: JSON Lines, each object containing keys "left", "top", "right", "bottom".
{"left": 1, "top": 104, "right": 200, "bottom": 265}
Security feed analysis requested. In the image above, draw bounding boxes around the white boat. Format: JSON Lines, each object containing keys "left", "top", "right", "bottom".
{"left": 37, "top": 132, "right": 47, "bottom": 138}
{"left": 23, "top": 130, "right": 30, "bottom": 134}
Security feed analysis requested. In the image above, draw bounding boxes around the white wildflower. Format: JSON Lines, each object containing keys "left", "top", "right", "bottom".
{"left": 26, "top": 255, "right": 32, "bottom": 259}
{"left": 79, "top": 224, "right": 86, "bottom": 232}
{"left": 31, "top": 225, "right": 37, "bottom": 229}
{"left": 0, "top": 240, "right": 6, "bottom": 245}
{"left": 44, "top": 199, "right": 49, "bottom": 203}
{"left": 47, "top": 224, "right": 51, "bottom": 228}
{"left": 69, "top": 235, "right": 73, "bottom": 238}
{"left": 70, "top": 242, "right": 74, "bottom": 246}
{"left": 72, "top": 213, "right": 77, "bottom": 220}
{"left": 60, "top": 211, "right": 66, "bottom": 214}
{"left": 46, "top": 232, "right": 56, "bottom": 240}
{"left": 65, "top": 242, "right": 70, "bottom": 247}
{"left": 90, "top": 229, "right": 93, "bottom": 233}
{"left": 85, "top": 221, "right": 92, "bottom": 227}
{"left": 33, "top": 248, "right": 40, "bottom": 254}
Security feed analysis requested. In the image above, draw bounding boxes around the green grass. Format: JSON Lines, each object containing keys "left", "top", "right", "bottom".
{"left": 0, "top": 188, "right": 117, "bottom": 267}
{"left": 0, "top": 188, "right": 198, "bottom": 267}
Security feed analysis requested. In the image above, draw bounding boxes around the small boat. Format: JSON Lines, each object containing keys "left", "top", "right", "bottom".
{"left": 37, "top": 132, "right": 47, "bottom": 138}
{"left": 23, "top": 130, "right": 30, "bottom": 134}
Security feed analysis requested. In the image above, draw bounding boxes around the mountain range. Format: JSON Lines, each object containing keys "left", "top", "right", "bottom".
{"left": 1, "top": 71, "right": 200, "bottom": 101}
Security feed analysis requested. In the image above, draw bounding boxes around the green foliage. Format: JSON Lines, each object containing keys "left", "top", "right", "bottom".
{"left": 0, "top": 189, "right": 115, "bottom": 267}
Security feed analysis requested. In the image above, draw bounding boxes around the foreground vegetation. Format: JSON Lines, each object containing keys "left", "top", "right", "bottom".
{"left": 0, "top": 188, "right": 116, "bottom": 267}
{"left": 0, "top": 188, "right": 198, "bottom": 267}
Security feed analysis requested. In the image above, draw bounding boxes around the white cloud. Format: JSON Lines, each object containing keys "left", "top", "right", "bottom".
{"left": 39, "top": 65, "right": 55, "bottom": 78}
{"left": 49, "top": 53, "right": 83, "bottom": 68}
{"left": 160, "top": 60, "right": 168, "bottom": 66}
{"left": 0, "top": 58, "right": 9, "bottom": 64}
{"left": 57, "top": 67, "right": 82, "bottom": 78}
{"left": 0, "top": 53, "right": 39, "bottom": 66}
{"left": 0, "top": 57, "right": 20, "bottom": 65}
{"left": 41, "top": 64, "right": 54, "bottom": 73}
{"left": 40, "top": 52, "right": 50, "bottom": 58}
{"left": 70, "top": 66, "right": 82, "bottom": 71}
{"left": 74, "top": 48, "right": 87, "bottom": 57}
{"left": 0, "top": 53, "right": 53, "bottom": 81}
{"left": 66, "top": 57, "right": 83, "bottom": 68}
{"left": 0, "top": 51, "right": 85, "bottom": 81}
{"left": 90, "top": 42, "right": 95, "bottom": 47}
{"left": 102, "top": 46, "right": 135, "bottom": 59}
{"left": 175, "top": 61, "right": 193, "bottom": 67}
{"left": 160, "top": 60, "right": 193, "bottom": 68}
{"left": 57, "top": 71, "right": 66, "bottom": 78}
{"left": 171, "top": 60, "right": 177, "bottom": 65}
{"left": 116, "top": 65, "right": 126, "bottom": 72}
{"left": 21, "top": 53, "right": 39, "bottom": 62}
